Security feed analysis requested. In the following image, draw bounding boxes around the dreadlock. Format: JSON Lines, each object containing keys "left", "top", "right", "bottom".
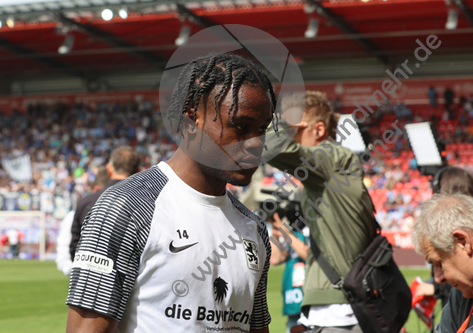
{"left": 167, "top": 53, "right": 278, "bottom": 136}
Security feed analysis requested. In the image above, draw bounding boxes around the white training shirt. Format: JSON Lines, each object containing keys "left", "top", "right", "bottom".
{"left": 306, "top": 304, "right": 358, "bottom": 327}
{"left": 67, "top": 162, "right": 271, "bottom": 333}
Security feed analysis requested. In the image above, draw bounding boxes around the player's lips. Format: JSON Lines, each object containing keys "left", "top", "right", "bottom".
{"left": 238, "top": 157, "right": 261, "bottom": 169}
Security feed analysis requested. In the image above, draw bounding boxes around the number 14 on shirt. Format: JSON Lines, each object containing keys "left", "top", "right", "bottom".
{"left": 177, "top": 230, "right": 189, "bottom": 239}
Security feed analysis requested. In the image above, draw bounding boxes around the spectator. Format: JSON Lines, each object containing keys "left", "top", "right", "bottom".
{"left": 412, "top": 194, "right": 473, "bottom": 332}
{"left": 428, "top": 86, "right": 438, "bottom": 107}
{"left": 442, "top": 110, "right": 450, "bottom": 122}
{"left": 465, "top": 94, "right": 473, "bottom": 117}
{"left": 380, "top": 97, "right": 391, "bottom": 114}
{"left": 444, "top": 86, "right": 454, "bottom": 110}
{"left": 439, "top": 167, "right": 473, "bottom": 196}
{"left": 69, "top": 147, "right": 140, "bottom": 260}
{"left": 332, "top": 97, "right": 342, "bottom": 112}
{"left": 400, "top": 102, "right": 412, "bottom": 120}
{"left": 4, "top": 228, "right": 24, "bottom": 259}
{"left": 393, "top": 101, "right": 403, "bottom": 118}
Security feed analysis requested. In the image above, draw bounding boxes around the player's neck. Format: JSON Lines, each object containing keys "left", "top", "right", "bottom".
{"left": 110, "top": 174, "right": 128, "bottom": 181}
{"left": 167, "top": 150, "right": 227, "bottom": 197}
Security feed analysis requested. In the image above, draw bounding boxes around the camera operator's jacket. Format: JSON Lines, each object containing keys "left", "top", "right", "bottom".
{"left": 262, "top": 120, "right": 377, "bottom": 313}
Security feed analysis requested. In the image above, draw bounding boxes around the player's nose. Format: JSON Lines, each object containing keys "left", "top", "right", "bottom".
{"left": 243, "top": 135, "right": 264, "bottom": 152}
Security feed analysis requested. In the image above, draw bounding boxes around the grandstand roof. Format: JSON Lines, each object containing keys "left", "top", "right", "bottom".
{"left": 1, "top": 0, "right": 473, "bottom": 77}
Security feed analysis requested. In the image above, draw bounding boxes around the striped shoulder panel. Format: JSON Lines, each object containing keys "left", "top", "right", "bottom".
{"left": 67, "top": 165, "right": 168, "bottom": 321}
{"left": 95, "top": 164, "right": 169, "bottom": 256}
{"left": 226, "top": 192, "right": 267, "bottom": 235}
{"left": 227, "top": 192, "right": 272, "bottom": 330}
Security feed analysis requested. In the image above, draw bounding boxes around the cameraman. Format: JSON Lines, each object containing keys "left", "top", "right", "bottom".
{"left": 263, "top": 91, "right": 377, "bottom": 333}
{"left": 270, "top": 208, "right": 309, "bottom": 333}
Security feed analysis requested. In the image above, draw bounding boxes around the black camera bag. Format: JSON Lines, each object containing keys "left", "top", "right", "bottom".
{"left": 310, "top": 232, "right": 412, "bottom": 333}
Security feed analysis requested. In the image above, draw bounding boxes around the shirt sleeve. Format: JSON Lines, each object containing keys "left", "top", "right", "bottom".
{"left": 250, "top": 224, "right": 272, "bottom": 330}
{"left": 262, "top": 119, "right": 334, "bottom": 184}
{"left": 66, "top": 188, "right": 149, "bottom": 321}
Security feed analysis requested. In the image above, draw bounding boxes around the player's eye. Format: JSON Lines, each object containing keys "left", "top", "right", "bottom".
{"left": 259, "top": 124, "right": 270, "bottom": 134}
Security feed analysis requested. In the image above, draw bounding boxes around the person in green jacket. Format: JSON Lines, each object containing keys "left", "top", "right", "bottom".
{"left": 262, "top": 91, "right": 377, "bottom": 333}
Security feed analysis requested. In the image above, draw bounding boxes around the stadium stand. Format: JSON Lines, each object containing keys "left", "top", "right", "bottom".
{"left": 0, "top": 101, "right": 177, "bottom": 200}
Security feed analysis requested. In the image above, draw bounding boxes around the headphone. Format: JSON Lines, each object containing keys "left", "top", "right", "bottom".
{"left": 432, "top": 166, "right": 450, "bottom": 194}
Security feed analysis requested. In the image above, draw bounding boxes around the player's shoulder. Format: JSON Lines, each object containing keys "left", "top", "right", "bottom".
{"left": 82, "top": 165, "right": 169, "bottom": 235}
{"left": 96, "top": 165, "right": 169, "bottom": 211}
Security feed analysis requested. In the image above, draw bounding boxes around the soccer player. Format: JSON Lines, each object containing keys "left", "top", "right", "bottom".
{"left": 66, "top": 53, "right": 276, "bottom": 333}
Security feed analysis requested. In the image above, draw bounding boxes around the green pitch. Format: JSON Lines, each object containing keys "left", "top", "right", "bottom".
{"left": 0, "top": 260, "right": 70, "bottom": 333}
{"left": 0, "top": 260, "right": 437, "bottom": 333}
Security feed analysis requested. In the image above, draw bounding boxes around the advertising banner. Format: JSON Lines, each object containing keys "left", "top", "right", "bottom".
{"left": 381, "top": 230, "right": 414, "bottom": 249}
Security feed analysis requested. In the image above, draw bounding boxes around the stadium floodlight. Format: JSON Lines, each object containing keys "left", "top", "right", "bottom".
{"left": 405, "top": 122, "right": 446, "bottom": 176}
{"left": 446, "top": 9, "right": 458, "bottom": 30}
{"left": 101, "top": 8, "right": 114, "bottom": 21}
{"left": 305, "top": 18, "right": 319, "bottom": 38}
{"left": 175, "top": 24, "right": 190, "bottom": 46}
{"left": 336, "top": 115, "right": 367, "bottom": 154}
{"left": 118, "top": 7, "right": 128, "bottom": 19}
{"left": 6, "top": 17, "right": 15, "bottom": 28}
{"left": 58, "top": 35, "right": 75, "bottom": 54}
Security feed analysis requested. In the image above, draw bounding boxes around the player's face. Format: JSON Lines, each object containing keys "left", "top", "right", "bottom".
{"left": 423, "top": 238, "right": 473, "bottom": 298}
{"left": 194, "top": 84, "right": 272, "bottom": 186}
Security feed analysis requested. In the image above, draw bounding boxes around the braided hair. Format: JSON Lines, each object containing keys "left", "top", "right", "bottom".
{"left": 166, "top": 53, "right": 278, "bottom": 136}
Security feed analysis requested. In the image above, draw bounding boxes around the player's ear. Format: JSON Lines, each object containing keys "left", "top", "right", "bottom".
{"left": 106, "top": 163, "right": 113, "bottom": 177}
